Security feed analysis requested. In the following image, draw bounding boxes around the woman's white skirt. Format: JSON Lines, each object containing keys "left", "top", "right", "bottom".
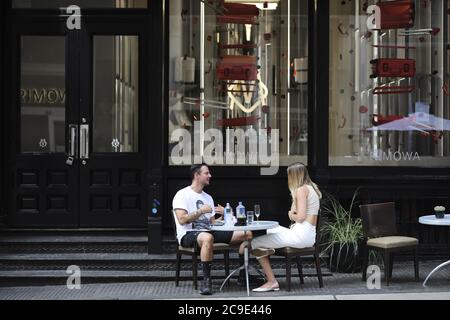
{"left": 251, "top": 222, "right": 316, "bottom": 250}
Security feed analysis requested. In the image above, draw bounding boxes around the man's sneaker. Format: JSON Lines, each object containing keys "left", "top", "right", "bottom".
{"left": 251, "top": 248, "right": 275, "bottom": 259}
{"left": 199, "top": 278, "right": 212, "bottom": 295}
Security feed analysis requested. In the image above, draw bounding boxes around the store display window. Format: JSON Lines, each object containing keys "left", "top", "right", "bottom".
{"left": 168, "top": 0, "right": 309, "bottom": 167}
{"left": 330, "top": 0, "right": 450, "bottom": 166}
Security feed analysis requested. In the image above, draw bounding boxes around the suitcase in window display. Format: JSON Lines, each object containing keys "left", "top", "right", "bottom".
{"left": 216, "top": 55, "right": 258, "bottom": 81}
{"left": 217, "top": 2, "right": 259, "bottom": 25}
{"left": 370, "top": 58, "right": 416, "bottom": 79}
{"left": 376, "top": 0, "right": 415, "bottom": 30}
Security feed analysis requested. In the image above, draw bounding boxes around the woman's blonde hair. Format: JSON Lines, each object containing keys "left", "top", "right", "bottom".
{"left": 287, "top": 163, "right": 322, "bottom": 201}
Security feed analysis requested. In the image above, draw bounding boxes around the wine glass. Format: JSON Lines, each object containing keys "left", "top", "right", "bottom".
{"left": 254, "top": 204, "right": 261, "bottom": 221}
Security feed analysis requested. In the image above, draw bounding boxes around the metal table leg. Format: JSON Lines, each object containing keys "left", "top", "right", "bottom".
{"left": 423, "top": 260, "right": 450, "bottom": 287}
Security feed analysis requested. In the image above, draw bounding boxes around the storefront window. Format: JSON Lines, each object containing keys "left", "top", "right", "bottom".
{"left": 168, "top": 0, "right": 309, "bottom": 168}
{"left": 330, "top": 0, "right": 450, "bottom": 166}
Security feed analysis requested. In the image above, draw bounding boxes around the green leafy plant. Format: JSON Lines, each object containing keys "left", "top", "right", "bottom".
{"left": 320, "top": 190, "right": 363, "bottom": 273}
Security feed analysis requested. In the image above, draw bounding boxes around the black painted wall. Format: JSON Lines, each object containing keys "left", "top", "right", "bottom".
{"left": 0, "top": 2, "right": 5, "bottom": 226}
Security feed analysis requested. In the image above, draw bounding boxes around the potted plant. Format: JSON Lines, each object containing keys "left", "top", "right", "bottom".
{"left": 321, "top": 190, "right": 364, "bottom": 273}
{"left": 434, "top": 206, "right": 446, "bottom": 219}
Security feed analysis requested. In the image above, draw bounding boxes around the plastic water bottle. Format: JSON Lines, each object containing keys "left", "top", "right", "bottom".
{"left": 236, "top": 202, "right": 246, "bottom": 226}
{"left": 224, "top": 203, "right": 233, "bottom": 226}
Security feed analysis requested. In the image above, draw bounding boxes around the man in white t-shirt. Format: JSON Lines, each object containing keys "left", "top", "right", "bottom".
{"left": 172, "top": 164, "right": 249, "bottom": 295}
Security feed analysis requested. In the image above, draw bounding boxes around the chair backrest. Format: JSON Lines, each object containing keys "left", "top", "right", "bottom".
{"left": 313, "top": 213, "right": 321, "bottom": 247}
{"left": 359, "top": 202, "right": 398, "bottom": 238}
{"left": 170, "top": 210, "right": 179, "bottom": 243}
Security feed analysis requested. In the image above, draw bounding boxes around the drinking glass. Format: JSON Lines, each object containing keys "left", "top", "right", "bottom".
{"left": 246, "top": 211, "right": 254, "bottom": 225}
{"left": 254, "top": 205, "right": 260, "bottom": 221}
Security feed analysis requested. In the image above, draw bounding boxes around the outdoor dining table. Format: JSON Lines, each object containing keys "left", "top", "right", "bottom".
{"left": 210, "top": 220, "right": 279, "bottom": 296}
{"left": 419, "top": 215, "right": 450, "bottom": 287}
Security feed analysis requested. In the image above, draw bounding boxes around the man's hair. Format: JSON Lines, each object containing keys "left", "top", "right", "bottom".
{"left": 190, "top": 163, "right": 208, "bottom": 180}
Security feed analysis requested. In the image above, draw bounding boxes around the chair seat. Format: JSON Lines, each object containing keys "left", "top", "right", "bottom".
{"left": 367, "top": 236, "right": 419, "bottom": 249}
{"left": 275, "top": 246, "right": 315, "bottom": 256}
{"left": 178, "top": 243, "right": 230, "bottom": 253}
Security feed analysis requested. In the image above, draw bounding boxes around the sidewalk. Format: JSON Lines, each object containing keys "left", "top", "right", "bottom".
{"left": 0, "top": 260, "right": 449, "bottom": 300}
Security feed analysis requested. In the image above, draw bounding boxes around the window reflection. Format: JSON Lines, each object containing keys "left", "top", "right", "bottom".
{"left": 329, "top": 0, "right": 450, "bottom": 166}
{"left": 20, "top": 36, "right": 66, "bottom": 154}
{"left": 168, "top": 0, "right": 309, "bottom": 167}
{"left": 93, "top": 36, "right": 139, "bottom": 153}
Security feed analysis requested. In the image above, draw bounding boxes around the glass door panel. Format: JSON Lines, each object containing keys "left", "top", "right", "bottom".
{"left": 93, "top": 35, "right": 139, "bottom": 153}
{"left": 20, "top": 36, "right": 66, "bottom": 154}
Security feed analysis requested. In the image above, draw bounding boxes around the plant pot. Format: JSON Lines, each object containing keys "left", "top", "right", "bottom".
{"left": 328, "top": 243, "right": 362, "bottom": 273}
{"left": 435, "top": 211, "right": 445, "bottom": 219}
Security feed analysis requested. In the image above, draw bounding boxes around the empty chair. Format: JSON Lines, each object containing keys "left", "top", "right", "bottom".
{"left": 171, "top": 211, "right": 230, "bottom": 289}
{"left": 359, "top": 202, "right": 419, "bottom": 286}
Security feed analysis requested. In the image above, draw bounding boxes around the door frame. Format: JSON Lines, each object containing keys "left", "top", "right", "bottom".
{"left": 78, "top": 17, "right": 151, "bottom": 227}
{"left": 0, "top": 2, "right": 5, "bottom": 224}
{"left": 7, "top": 17, "right": 81, "bottom": 227}
{"left": 4, "top": 10, "right": 157, "bottom": 228}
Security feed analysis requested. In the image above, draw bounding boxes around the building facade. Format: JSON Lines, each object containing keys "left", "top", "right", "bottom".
{"left": 0, "top": 0, "right": 449, "bottom": 254}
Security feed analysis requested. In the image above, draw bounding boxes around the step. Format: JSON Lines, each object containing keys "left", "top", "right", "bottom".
{"left": 0, "top": 235, "right": 149, "bottom": 243}
{"left": 0, "top": 252, "right": 317, "bottom": 266}
{"left": 0, "top": 268, "right": 329, "bottom": 287}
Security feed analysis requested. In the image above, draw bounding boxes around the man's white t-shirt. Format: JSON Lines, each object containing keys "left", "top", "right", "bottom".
{"left": 172, "top": 186, "right": 215, "bottom": 244}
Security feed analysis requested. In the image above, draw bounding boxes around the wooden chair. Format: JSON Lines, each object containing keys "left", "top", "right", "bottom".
{"left": 273, "top": 216, "right": 324, "bottom": 292}
{"left": 359, "top": 202, "right": 419, "bottom": 286}
{"left": 172, "top": 211, "right": 230, "bottom": 289}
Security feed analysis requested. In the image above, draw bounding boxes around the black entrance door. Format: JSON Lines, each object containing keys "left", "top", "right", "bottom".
{"left": 8, "top": 17, "right": 149, "bottom": 228}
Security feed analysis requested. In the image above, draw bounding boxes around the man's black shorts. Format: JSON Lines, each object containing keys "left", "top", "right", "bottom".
{"left": 180, "top": 231, "right": 234, "bottom": 247}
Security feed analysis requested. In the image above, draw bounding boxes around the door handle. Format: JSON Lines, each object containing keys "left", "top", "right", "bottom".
{"left": 66, "top": 125, "right": 78, "bottom": 166}
{"left": 69, "top": 125, "right": 78, "bottom": 157}
{"left": 80, "top": 124, "right": 89, "bottom": 160}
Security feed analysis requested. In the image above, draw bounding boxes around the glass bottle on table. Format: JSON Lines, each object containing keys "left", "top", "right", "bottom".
{"left": 236, "top": 202, "right": 247, "bottom": 226}
{"left": 224, "top": 203, "right": 233, "bottom": 226}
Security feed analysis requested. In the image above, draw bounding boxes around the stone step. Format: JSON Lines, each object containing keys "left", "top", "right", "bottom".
{"left": 0, "top": 252, "right": 318, "bottom": 269}
{"left": 0, "top": 233, "right": 176, "bottom": 253}
{"left": 0, "top": 268, "right": 328, "bottom": 287}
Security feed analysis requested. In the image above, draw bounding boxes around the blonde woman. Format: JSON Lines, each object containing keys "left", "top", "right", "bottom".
{"left": 251, "top": 163, "right": 322, "bottom": 292}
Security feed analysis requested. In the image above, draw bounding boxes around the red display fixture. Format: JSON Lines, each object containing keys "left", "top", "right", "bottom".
{"left": 376, "top": 0, "right": 415, "bottom": 30}
{"left": 370, "top": 58, "right": 416, "bottom": 78}
{"left": 216, "top": 55, "right": 258, "bottom": 81}
{"left": 217, "top": 2, "right": 259, "bottom": 25}
{"left": 216, "top": 116, "right": 260, "bottom": 127}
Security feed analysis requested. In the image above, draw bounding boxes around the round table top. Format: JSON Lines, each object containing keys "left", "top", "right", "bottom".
{"left": 210, "top": 220, "right": 279, "bottom": 232}
{"left": 419, "top": 215, "right": 450, "bottom": 226}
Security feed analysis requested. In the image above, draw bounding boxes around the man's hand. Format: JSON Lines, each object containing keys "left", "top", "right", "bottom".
{"left": 199, "top": 204, "right": 213, "bottom": 215}
{"left": 215, "top": 204, "right": 224, "bottom": 217}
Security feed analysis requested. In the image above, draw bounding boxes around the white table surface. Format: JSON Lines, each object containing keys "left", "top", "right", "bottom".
{"left": 419, "top": 215, "right": 450, "bottom": 226}
{"left": 210, "top": 220, "right": 279, "bottom": 232}
{"left": 418, "top": 214, "right": 450, "bottom": 287}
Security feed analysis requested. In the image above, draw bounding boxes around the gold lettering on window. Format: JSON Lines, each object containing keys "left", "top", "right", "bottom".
{"left": 20, "top": 88, "right": 66, "bottom": 105}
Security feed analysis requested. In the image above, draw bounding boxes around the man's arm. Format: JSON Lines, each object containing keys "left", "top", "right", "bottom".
{"left": 175, "top": 205, "right": 212, "bottom": 225}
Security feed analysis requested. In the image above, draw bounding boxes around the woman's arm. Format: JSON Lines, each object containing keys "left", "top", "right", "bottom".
{"left": 289, "top": 186, "right": 309, "bottom": 223}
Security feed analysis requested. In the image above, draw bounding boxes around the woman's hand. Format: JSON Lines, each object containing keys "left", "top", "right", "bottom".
{"left": 288, "top": 210, "right": 296, "bottom": 222}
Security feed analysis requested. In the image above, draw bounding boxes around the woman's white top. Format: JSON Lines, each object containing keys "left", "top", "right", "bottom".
{"left": 291, "top": 185, "right": 320, "bottom": 216}
{"left": 305, "top": 185, "right": 320, "bottom": 216}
